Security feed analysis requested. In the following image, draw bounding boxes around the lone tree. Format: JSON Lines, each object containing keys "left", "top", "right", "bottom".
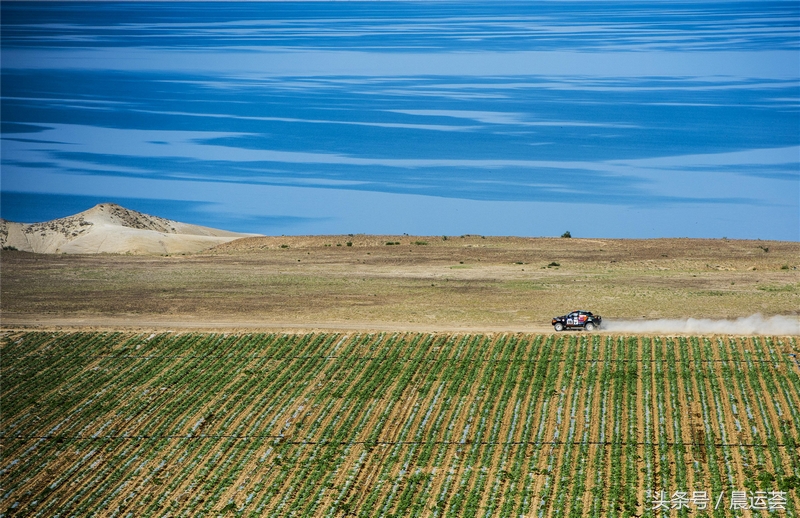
{"left": 561, "top": 231, "right": 571, "bottom": 238}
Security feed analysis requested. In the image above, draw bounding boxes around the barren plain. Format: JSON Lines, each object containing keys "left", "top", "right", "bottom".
{"left": 1, "top": 236, "right": 798, "bottom": 332}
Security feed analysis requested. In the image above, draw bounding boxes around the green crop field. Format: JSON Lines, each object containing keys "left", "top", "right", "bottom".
{"left": 1, "top": 332, "right": 799, "bottom": 517}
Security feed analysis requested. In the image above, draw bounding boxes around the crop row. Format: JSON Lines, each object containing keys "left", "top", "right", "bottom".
{"left": 1, "top": 331, "right": 798, "bottom": 517}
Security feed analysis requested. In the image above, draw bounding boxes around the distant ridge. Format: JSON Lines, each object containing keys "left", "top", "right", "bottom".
{"left": 0, "top": 203, "right": 258, "bottom": 254}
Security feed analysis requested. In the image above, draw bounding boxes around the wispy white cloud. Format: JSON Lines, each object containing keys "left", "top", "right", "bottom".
{"left": 1, "top": 96, "right": 128, "bottom": 106}
{"left": 389, "top": 109, "right": 639, "bottom": 128}
{"left": 390, "top": 109, "right": 527, "bottom": 125}
{"left": 10, "top": 6, "right": 797, "bottom": 53}
{"left": 610, "top": 146, "right": 800, "bottom": 169}
{"left": 4, "top": 48, "right": 797, "bottom": 80}
{"left": 3, "top": 124, "right": 796, "bottom": 209}
{"left": 6, "top": 124, "right": 797, "bottom": 173}
{"left": 131, "top": 108, "right": 477, "bottom": 132}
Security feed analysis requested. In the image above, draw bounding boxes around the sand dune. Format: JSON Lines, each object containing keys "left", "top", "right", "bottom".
{"left": 0, "top": 203, "right": 258, "bottom": 254}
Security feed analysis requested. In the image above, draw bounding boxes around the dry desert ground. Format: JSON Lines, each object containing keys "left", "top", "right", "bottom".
{"left": 2, "top": 235, "right": 797, "bottom": 333}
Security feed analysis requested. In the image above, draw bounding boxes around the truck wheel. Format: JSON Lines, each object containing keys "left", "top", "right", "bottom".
{"left": 584, "top": 323, "right": 595, "bottom": 332}
{"left": 554, "top": 322, "right": 564, "bottom": 332}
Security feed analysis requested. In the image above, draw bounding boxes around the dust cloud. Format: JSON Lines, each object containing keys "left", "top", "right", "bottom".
{"left": 603, "top": 314, "right": 800, "bottom": 335}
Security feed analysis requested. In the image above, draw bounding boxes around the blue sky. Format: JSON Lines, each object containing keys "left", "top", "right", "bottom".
{"left": 1, "top": 1, "right": 798, "bottom": 239}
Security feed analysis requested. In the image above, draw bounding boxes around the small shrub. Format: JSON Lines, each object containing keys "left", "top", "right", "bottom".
{"left": 280, "top": 244, "right": 289, "bottom": 248}
{"left": 758, "top": 245, "right": 769, "bottom": 253}
{"left": 547, "top": 261, "right": 560, "bottom": 267}
{"left": 757, "top": 284, "right": 795, "bottom": 292}
{"left": 781, "top": 264, "right": 790, "bottom": 270}
{"left": 561, "top": 231, "right": 571, "bottom": 238}
{"left": 413, "top": 241, "right": 428, "bottom": 245}
{"left": 2, "top": 245, "right": 18, "bottom": 251}
{"left": 346, "top": 242, "right": 353, "bottom": 247}
{"left": 385, "top": 241, "right": 400, "bottom": 245}
{"left": 442, "top": 235, "right": 448, "bottom": 241}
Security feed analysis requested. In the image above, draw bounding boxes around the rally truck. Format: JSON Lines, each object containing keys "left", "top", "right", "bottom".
{"left": 552, "top": 310, "right": 602, "bottom": 331}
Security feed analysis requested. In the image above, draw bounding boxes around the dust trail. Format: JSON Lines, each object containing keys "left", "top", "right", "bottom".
{"left": 602, "top": 314, "right": 799, "bottom": 335}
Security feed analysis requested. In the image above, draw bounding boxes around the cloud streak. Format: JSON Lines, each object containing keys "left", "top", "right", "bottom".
{"left": 3, "top": 119, "right": 797, "bottom": 220}
{"left": 4, "top": 3, "right": 797, "bottom": 52}
{"left": 4, "top": 48, "right": 798, "bottom": 80}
